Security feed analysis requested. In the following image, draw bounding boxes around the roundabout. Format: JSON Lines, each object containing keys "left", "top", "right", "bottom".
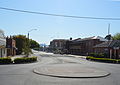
{"left": 33, "top": 63, "right": 110, "bottom": 78}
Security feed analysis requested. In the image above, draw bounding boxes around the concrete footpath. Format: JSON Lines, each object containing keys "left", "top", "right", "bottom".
{"left": 33, "top": 63, "right": 110, "bottom": 78}
{"left": 66, "top": 54, "right": 87, "bottom": 59}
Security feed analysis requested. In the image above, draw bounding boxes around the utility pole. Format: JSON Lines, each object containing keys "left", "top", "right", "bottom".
{"left": 108, "top": 23, "right": 112, "bottom": 59}
{"left": 108, "top": 23, "right": 110, "bottom": 35}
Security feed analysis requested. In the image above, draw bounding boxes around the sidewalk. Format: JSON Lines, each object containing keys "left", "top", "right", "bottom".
{"left": 11, "top": 54, "right": 36, "bottom": 61}
{"left": 65, "top": 54, "right": 87, "bottom": 59}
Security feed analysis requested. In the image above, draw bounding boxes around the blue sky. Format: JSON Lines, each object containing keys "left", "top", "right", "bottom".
{"left": 0, "top": 0, "right": 120, "bottom": 44}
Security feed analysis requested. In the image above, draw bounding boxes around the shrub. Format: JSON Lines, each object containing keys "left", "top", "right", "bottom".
{"left": 117, "top": 60, "right": 120, "bottom": 64}
{"left": 14, "top": 56, "right": 37, "bottom": 64}
{"left": 0, "top": 57, "right": 12, "bottom": 64}
{"left": 86, "top": 56, "right": 117, "bottom": 63}
{"left": 89, "top": 53, "right": 108, "bottom": 58}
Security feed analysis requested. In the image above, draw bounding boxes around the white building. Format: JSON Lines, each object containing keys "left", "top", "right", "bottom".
{"left": 0, "top": 29, "right": 7, "bottom": 57}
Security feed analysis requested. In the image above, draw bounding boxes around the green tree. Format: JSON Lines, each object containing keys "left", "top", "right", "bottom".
{"left": 29, "top": 39, "right": 39, "bottom": 49}
{"left": 13, "top": 35, "right": 39, "bottom": 56}
{"left": 112, "top": 33, "right": 120, "bottom": 40}
{"left": 13, "top": 35, "right": 27, "bottom": 55}
{"left": 22, "top": 38, "right": 32, "bottom": 57}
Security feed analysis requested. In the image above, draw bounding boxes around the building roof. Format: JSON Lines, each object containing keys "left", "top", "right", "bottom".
{"left": 73, "top": 36, "right": 107, "bottom": 42}
{"left": 51, "top": 39, "right": 69, "bottom": 42}
{"left": 94, "top": 40, "right": 120, "bottom": 48}
{"left": 91, "top": 36, "right": 108, "bottom": 41}
{"left": 109, "top": 40, "right": 120, "bottom": 47}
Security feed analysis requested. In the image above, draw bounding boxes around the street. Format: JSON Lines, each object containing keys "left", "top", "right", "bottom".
{"left": 0, "top": 51, "right": 120, "bottom": 85}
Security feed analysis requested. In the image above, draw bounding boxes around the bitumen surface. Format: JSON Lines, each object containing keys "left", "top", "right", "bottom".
{"left": 1, "top": 51, "right": 120, "bottom": 85}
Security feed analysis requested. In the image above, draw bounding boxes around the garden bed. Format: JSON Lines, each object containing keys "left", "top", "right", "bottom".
{"left": 0, "top": 56, "right": 37, "bottom": 64}
{"left": 0, "top": 57, "right": 12, "bottom": 64}
{"left": 86, "top": 56, "right": 120, "bottom": 64}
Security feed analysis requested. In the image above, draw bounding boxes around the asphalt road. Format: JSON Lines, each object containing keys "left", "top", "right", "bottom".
{"left": 0, "top": 51, "right": 120, "bottom": 85}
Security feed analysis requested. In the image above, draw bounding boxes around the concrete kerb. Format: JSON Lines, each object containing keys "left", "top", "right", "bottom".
{"left": 33, "top": 69, "right": 110, "bottom": 78}
{"left": 33, "top": 64, "right": 110, "bottom": 78}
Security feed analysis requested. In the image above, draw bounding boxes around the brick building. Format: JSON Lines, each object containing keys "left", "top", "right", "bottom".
{"left": 49, "top": 39, "right": 69, "bottom": 53}
{"left": 94, "top": 40, "right": 120, "bottom": 59}
{"left": 6, "top": 36, "right": 16, "bottom": 56}
{"left": 66, "top": 36, "right": 107, "bottom": 55}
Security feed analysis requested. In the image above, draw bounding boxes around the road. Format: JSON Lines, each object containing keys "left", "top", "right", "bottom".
{"left": 0, "top": 51, "right": 120, "bottom": 85}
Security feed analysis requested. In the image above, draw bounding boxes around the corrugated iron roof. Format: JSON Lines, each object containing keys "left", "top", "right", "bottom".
{"left": 94, "top": 40, "right": 120, "bottom": 48}
{"left": 73, "top": 36, "right": 107, "bottom": 42}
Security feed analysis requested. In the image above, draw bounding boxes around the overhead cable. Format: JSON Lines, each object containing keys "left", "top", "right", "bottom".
{"left": 0, "top": 7, "right": 120, "bottom": 20}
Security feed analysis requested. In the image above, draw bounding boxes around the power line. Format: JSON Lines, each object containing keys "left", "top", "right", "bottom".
{"left": 0, "top": 7, "right": 120, "bottom": 20}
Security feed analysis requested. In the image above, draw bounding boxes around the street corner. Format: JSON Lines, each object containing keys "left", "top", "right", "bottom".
{"left": 33, "top": 64, "right": 110, "bottom": 78}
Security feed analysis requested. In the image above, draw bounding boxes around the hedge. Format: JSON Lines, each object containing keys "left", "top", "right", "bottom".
{"left": 86, "top": 56, "right": 120, "bottom": 64}
{"left": 89, "top": 53, "right": 108, "bottom": 58}
{"left": 0, "top": 57, "right": 12, "bottom": 64}
{"left": 14, "top": 56, "right": 37, "bottom": 64}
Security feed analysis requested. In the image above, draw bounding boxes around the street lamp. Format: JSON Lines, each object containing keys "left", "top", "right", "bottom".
{"left": 28, "top": 29, "right": 37, "bottom": 39}
{"left": 27, "top": 29, "right": 37, "bottom": 50}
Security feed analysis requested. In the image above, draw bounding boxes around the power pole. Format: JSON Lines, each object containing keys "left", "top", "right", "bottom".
{"left": 108, "top": 23, "right": 110, "bottom": 35}
{"left": 108, "top": 23, "right": 112, "bottom": 59}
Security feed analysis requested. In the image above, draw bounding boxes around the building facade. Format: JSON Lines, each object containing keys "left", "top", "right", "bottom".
{"left": 6, "top": 36, "right": 16, "bottom": 56}
{"left": 66, "top": 36, "right": 107, "bottom": 55}
{"left": 94, "top": 40, "right": 120, "bottom": 59}
{"left": 0, "top": 29, "right": 7, "bottom": 57}
{"left": 49, "top": 39, "right": 69, "bottom": 53}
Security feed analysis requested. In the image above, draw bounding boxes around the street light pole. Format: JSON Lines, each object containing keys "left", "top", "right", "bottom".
{"left": 28, "top": 29, "right": 37, "bottom": 39}
{"left": 28, "top": 32, "right": 29, "bottom": 40}
{"left": 27, "top": 29, "right": 37, "bottom": 50}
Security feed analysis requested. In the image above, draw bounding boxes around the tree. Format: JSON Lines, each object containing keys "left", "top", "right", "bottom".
{"left": 22, "top": 38, "right": 32, "bottom": 57}
{"left": 13, "top": 35, "right": 39, "bottom": 56}
{"left": 112, "top": 33, "right": 120, "bottom": 40}
{"left": 13, "top": 35, "right": 27, "bottom": 55}
{"left": 29, "top": 39, "right": 39, "bottom": 49}
{"left": 13, "top": 35, "right": 32, "bottom": 57}
{"left": 105, "top": 34, "right": 112, "bottom": 40}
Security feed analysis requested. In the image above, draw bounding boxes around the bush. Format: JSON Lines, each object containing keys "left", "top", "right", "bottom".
{"left": 14, "top": 56, "right": 37, "bottom": 64}
{"left": 117, "top": 60, "right": 120, "bottom": 64}
{"left": 0, "top": 57, "right": 12, "bottom": 64}
{"left": 33, "top": 48, "right": 40, "bottom": 51}
{"left": 89, "top": 53, "right": 108, "bottom": 58}
{"left": 86, "top": 56, "right": 120, "bottom": 63}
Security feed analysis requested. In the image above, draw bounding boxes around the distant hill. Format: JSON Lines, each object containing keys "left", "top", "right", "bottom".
{"left": 40, "top": 44, "right": 47, "bottom": 47}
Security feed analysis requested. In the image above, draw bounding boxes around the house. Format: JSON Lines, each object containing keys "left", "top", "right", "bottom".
{"left": 0, "top": 29, "right": 7, "bottom": 57}
{"left": 49, "top": 39, "right": 69, "bottom": 53}
{"left": 6, "top": 36, "right": 16, "bottom": 56}
{"left": 94, "top": 40, "right": 120, "bottom": 59}
{"left": 66, "top": 36, "right": 107, "bottom": 55}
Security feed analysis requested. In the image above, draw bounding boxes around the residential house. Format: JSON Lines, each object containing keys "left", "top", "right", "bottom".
{"left": 6, "top": 36, "right": 16, "bottom": 56}
{"left": 0, "top": 29, "right": 7, "bottom": 57}
{"left": 94, "top": 40, "right": 120, "bottom": 59}
{"left": 66, "top": 36, "right": 107, "bottom": 55}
